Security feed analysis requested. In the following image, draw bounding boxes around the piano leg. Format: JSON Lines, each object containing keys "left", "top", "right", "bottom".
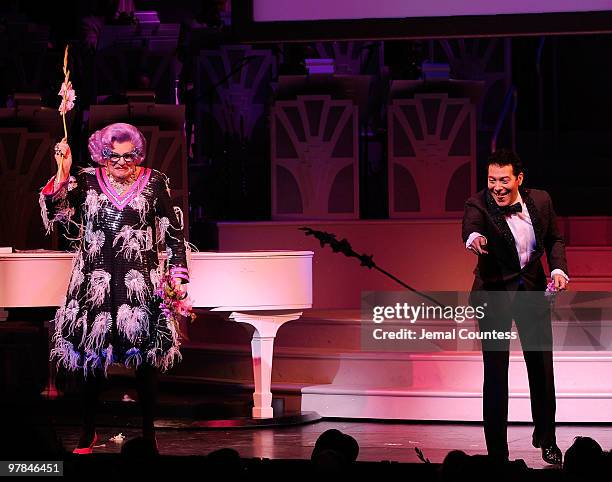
{"left": 229, "top": 311, "right": 303, "bottom": 419}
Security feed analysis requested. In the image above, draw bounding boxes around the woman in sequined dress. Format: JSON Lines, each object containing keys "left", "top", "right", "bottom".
{"left": 40, "top": 122, "right": 189, "bottom": 454}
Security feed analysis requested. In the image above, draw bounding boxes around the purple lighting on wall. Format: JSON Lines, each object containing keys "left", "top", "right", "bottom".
{"left": 253, "top": 0, "right": 612, "bottom": 22}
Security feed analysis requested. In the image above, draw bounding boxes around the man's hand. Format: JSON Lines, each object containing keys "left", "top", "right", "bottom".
{"left": 468, "top": 236, "right": 488, "bottom": 255}
{"left": 552, "top": 273, "right": 568, "bottom": 291}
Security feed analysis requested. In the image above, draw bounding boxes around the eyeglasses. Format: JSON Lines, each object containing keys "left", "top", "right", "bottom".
{"left": 106, "top": 151, "right": 139, "bottom": 165}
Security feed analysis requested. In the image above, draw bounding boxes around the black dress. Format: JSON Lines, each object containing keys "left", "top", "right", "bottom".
{"left": 40, "top": 166, "right": 189, "bottom": 377}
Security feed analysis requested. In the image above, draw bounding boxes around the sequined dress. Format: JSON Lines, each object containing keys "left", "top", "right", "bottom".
{"left": 39, "top": 166, "right": 189, "bottom": 376}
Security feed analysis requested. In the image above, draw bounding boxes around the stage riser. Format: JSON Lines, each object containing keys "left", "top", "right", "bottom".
{"left": 176, "top": 344, "right": 612, "bottom": 421}
{"left": 300, "top": 392, "right": 612, "bottom": 422}
{"left": 178, "top": 345, "right": 612, "bottom": 392}
{"left": 179, "top": 310, "right": 612, "bottom": 422}
{"left": 179, "top": 349, "right": 612, "bottom": 393}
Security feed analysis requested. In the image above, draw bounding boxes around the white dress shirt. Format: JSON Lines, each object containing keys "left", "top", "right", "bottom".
{"left": 466, "top": 192, "right": 569, "bottom": 281}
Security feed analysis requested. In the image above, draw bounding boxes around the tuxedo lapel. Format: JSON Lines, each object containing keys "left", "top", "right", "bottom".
{"left": 483, "top": 190, "right": 521, "bottom": 267}
{"left": 522, "top": 188, "right": 544, "bottom": 256}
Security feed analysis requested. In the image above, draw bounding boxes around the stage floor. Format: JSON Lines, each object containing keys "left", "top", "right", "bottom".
{"left": 54, "top": 420, "right": 612, "bottom": 469}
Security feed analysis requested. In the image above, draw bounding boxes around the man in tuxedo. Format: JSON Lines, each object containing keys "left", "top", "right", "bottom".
{"left": 462, "top": 149, "right": 569, "bottom": 464}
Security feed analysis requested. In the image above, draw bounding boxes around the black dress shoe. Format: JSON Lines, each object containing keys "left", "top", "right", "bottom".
{"left": 540, "top": 444, "right": 562, "bottom": 465}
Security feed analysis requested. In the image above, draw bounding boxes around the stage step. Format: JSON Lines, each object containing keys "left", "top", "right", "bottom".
{"left": 300, "top": 357, "right": 612, "bottom": 423}
{"left": 301, "top": 384, "right": 612, "bottom": 422}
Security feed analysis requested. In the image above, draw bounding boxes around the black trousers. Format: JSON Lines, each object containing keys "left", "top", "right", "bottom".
{"left": 80, "top": 363, "right": 158, "bottom": 440}
{"left": 476, "top": 285, "right": 556, "bottom": 458}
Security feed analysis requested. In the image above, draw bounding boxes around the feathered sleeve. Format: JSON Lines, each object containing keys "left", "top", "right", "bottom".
{"left": 39, "top": 173, "right": 82, "bottom": 235}
{"left": 154, "top": 172, "right": 189, "bottom": 283}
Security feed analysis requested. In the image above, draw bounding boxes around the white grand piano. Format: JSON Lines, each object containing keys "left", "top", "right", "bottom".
{"left": 0, "top": 250, "right": 313, "bottom": 419}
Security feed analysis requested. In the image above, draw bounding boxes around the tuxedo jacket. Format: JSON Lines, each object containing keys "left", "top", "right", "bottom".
{"left": 462, "top": 188, "right": 568, "bottom": 292}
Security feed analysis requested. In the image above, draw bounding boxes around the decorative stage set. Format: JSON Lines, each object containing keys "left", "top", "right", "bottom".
{"left": 2, "top": 57, "right": 611, "bottom": 423}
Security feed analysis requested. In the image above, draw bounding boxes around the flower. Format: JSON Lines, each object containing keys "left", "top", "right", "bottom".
{"left": 58, "top": 81, "right": 76, "bottom": 115}
{"left": 153, "top": 273, "right": 196, "bottom": 335}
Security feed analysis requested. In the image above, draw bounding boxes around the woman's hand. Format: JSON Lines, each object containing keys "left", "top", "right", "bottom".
{"left": 54, "top": 139, "right": 72, "bottom": 181}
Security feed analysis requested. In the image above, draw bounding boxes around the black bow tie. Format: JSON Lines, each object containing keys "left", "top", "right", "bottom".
{"left": 499, "top": 202, "right": 522, "bottom": 215}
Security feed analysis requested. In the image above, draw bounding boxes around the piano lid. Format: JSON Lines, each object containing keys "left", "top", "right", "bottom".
{"left": 0, "top": 250, "right": 314, "bottom": 311}
{"left": 189, "top": 251, "right": 313, "bottom": 311}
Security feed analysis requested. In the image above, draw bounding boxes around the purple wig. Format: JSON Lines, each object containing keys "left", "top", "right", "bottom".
{"left": 88, "top": 122, "right": 146, "bottom": 165}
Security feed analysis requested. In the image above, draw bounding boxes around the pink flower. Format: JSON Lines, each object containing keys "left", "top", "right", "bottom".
{"left": 155, "top": 272, "right": 196, "bottom": 325}
{"left": 58, "top": 81, "right": 76, "bottom": 115}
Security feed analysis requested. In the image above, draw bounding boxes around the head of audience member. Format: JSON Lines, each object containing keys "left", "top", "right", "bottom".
{"left": 120, "top": 436, "right": 159, "bottom": 457}
{"left": 0, "top": 399, "right": 66, "bottom": 459}
{"left": 206, "top": 448, "right": 243, "bottom": 476}
{"left": 311, "top": 429, "right": 359, "bottom": 463}
{"left": 310, "top": 429, "right": 359, "bottom": 475}
{"left": 563, "top": 436, "right": 604, "bottom": 477}
{"left": 440, "top": 450, "right": 470, "bottom": 481}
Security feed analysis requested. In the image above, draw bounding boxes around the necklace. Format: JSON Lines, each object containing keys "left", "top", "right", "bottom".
{"left": 107, "top": 168, "right": 138, "bottom": 195}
